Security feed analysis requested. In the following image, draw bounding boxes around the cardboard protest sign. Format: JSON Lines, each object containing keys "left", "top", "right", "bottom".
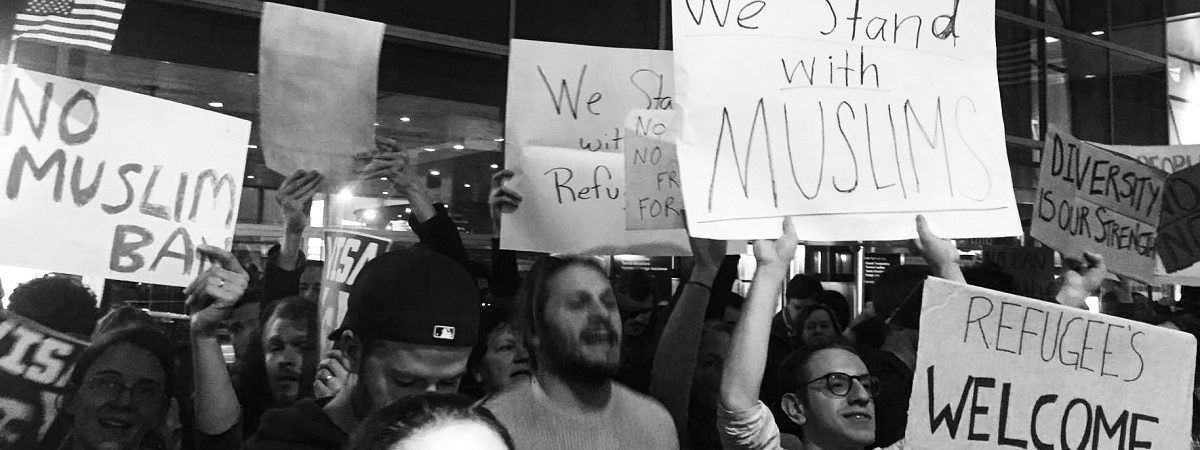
{"left": 908, "top": 278, "right": 1196, "bottom": 449}
{"left": 503, "top": 145, "right": 691, "bottom": 255}
{"left": 670, "top": 0, "right": 1021, "bottom": 241}
{"left": 624, "top": 110, "right": 684, "bottom": 230}
{"left": 1157, "top": 163, "right": 1200, "bottom": 274}
{"left": 984, "top": 245, "right": 1058, "bottom": 300}
{"left": 319, "top": 229, "right": 394, "bottom": 351}
{"left": 0, "top": 66, "right": 249, "bottom": 287}
{"left": 1031, "top": 128, "right": 1166, "bottom": 282}
{"left": 260, "top": 4, "right": 384, "bottom": 184}
{"left": 1098, "top": 143, "right": 1200, "bottom": 174}
{"left": 0, "top": 309, "right": 88, "bottom": 447}
{"left": 503, "top": 39, "right": 690, "bottom": 254}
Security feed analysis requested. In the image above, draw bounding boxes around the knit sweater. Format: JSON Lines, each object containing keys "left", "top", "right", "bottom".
{"left": 484, "top": 378, "right": 679, "bottom": 450}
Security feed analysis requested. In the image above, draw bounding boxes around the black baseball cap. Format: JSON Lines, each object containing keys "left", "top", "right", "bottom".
{"left": 329, "top": 247, "right": 479, "bottom": 347}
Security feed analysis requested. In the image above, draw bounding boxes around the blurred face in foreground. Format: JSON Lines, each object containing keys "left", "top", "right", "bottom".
{"left": 352, "top": 336, "right": 472, "bottom": 417}
{"left": 66, "top": 343, "right": 168, "bottom": 450}
{"left": 388, "top": 419, "right": 510, "bottom": 450}
{"left": 263, "top": 315, "right": 316, "bottom": 405}
{"left": 538, "top": 264, "right": 621, "bottom": 380}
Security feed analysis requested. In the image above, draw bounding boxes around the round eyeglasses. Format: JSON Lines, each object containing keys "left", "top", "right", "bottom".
{"left": 84, "top": 376, "right": 166, "bottom": 406}
{"left": 802, "top": 372, "right": 881, "bottom": 398}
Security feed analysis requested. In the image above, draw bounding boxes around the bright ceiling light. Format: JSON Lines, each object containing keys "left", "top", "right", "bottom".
{"left": 453, "top": 144, "right": 465, "bottom": 150}
{"left": 424, "top": 148, "right": 436, "bottom": 152}
{"left": 246, "top": 175, "right": 255, "bottom": 179}
{"left": 400, "top": 117, "right": 411, "bottom": 122}
{"left": 363, "top": 209, "right": 378, "bottom": 221}
{"left": 208, "top": 102, "right": 224, "bottom": 108}
{"left": 489, "top": 164, "right": 499, "bottom": 169}
{"left": 336, "top": 188, "right": 354, "bottom": 202}
{"left": 494, "top": 138, "right": 504, "bottom": 142}
{"left": 247, "top": 144, "right": 258, "bottom": 149}
{"left": 1045, "top": 36, "right": 1060, "bottom": 43}
{"left": 1091, "top": 30, "right": 1105, "bottom": 36}
{"left": 429, "top": 170, "right": 441, "bottom": 176}
{"left": 381, "top": 191, "right": 389, "bottom": 195}
{"left": 464, "top": 184, "right": 471, "bottom": 188}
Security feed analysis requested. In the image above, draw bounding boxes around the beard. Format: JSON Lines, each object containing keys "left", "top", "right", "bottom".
{"left": 542, "top": 318, "right": 620, "bottom": 382}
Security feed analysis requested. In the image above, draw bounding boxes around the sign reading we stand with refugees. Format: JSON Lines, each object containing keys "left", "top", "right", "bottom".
{"left": 907, "top": 278, "right": 1195, "bottom": 449}
{"left": 624, "top": 110, "right": 685, "bottom": 230}
{"left": 670, "top": 0, "right": 1021, "bottom": 241}
{"left": 0, "top": 309, "right": 88, "bottom": 447}
{"left": 503, "top": 39, "right": 690, "bottom": 255}
{"left": 0, "top": 67, "right": 250, "bottom": 287}
{"left": 319, "top": 229, "right": 394, "bottom": 351}
{"left": 1031, "top": 128, "right": 1166, "bottom": 282}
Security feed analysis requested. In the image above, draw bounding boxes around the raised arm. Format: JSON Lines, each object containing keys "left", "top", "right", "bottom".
{"left": 650, "top": 234, "right": 726, "bottom": 443}
{"left": 1055, "top": 252, "right": 1106, "bottom": 309}
{"left": 911, "top": 215, "right": 965, "bottom": 283}
{"left": 721, "top": 219, "right": 797, "bottom": 412}
{"left": 274, "top": 170, "right": 322, "bottom": 271}
{"left": 489, "top": 170, "right": 524, "bottom": 298}
{"left": 188, "top": 246, "right": 250, "bottom": 439}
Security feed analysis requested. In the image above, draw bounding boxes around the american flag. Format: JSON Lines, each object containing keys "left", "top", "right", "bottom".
{"left": 12, "top": 0, "right": 126, "bottom": 52}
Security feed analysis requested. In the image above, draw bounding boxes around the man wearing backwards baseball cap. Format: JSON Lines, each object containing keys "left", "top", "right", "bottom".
{"left": 247, "top": 247, "right": 480, "bottom": 450}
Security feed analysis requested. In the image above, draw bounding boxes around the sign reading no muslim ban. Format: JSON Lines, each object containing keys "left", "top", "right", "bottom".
{"left": 907, "top": 278, "right": 1196, "bottom": 449}
{"left": 0, "top": 309, "right": 88, "bottom": 448}
{"left": 1031, "top": 127, "right": 1166, "bottom": 283}
{"left": 503, "top": 39, "right": 690, "bottom": 255}
{"left": 319, "top": 229, "right": 394, "bottom": 352}
{"left": 0, "top": 66, "right": 250, "bottom": 287}
{"left": 670, "top": 0, "right": 1021, "bottom": 241}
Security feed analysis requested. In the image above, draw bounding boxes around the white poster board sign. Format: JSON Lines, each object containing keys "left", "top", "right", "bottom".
{"left": 503, "top": 39, "right": 690, "bottom": 254}
{"left": 260, "top": 3, "right": 384, "bottom": 185}
{"left": 907, "top": 277, "right": 1195, "bottom": 449}
{"left": 1031, "top": 128, "right": 1166, "bottom": 282}
{"left": 624, "top": 110, "right": 685, "bottom": 230}
{"left": 0, "top": 66, "right": 249, "bottom": 287}
{"left": 670, "top": 0, "right": 1020, "bottom": 241}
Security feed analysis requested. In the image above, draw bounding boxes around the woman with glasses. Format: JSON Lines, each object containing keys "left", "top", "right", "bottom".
{"left": 52, "top": 326, "right": 175, "bottom": 450}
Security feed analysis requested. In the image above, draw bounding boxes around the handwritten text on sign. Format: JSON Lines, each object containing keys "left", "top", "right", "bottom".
{"left": 502, "top": 40, "right": 689, "bottom": 254}
{"left": 0, "top": 309, "right": 88, "bottom": 447}
{"left": 1099, "top": 143, "right": 1200, "bottom": 174}
{"left": 984, "top": 245, "right": 1058, "bottom": 300}
{"left": 1031, "top": 128, "right": 1166, "bottom": 282}
{"left": 906, "top": 278, "right": 1195, "bottom": 449}
{"left": 0, "top": 67, "right": 249, "bottom": 287}
{"left": 319, "top": 229, "right": 392, "bottom": 351}
{"left": 625, "top": 110, "right": 684, "bottom": 230}
{"left": 671, "top": 0, "right": 1019, "bottom": 241}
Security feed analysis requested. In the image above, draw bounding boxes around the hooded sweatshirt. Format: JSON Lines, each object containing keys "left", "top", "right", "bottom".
{"left": 245, "top": 398, "right": 346, "bottom": 450}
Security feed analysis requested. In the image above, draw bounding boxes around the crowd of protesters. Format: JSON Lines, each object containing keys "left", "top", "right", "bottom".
{"left": 4, "top": 140, "right": 1200, "bottom": 450}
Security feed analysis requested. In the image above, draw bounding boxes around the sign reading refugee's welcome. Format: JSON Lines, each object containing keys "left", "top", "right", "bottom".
{"left": 1031, "top": 128, "right": 1166, "bottom": 282}
{"left": 0, "top": 67, "right": 249, "bottom": 287}
{"left": 670, "top": 0, "right": 1020, "bottom": 241}
{"left": 503, "top": 39, "right": 689, "bottom": 254}
{"left": 907, "top": 278, "right": 1196, "bottom": 449}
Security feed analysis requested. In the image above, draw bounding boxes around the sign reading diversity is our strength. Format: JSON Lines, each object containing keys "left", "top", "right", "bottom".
{"left": 502, "top": 39, "right": 691, "bottom": 255}
{"left": 671, "top": 0, "right": 1021, "bottom": 241}
{"left": 908, "top": 278, "right": 1196, "bottom": 448}
{"left": 0, "top": 67, "right": 250, "bottom": 287}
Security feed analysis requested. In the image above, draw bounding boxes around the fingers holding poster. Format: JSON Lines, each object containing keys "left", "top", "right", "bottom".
{"left": 0, "top": 67, "right": 249, "bottom": 287}
{"left": 1030, "top": 128, "right": 1166, "bottom": 282}
{"left": 624, "top": 110, "right": 684, "bottom": 230}
{"left": 0, "top": 310, "right": 88, "bottom": 447}
{"left": 907, "top": 278, "right": 1195, "bottom": 449}
{"left": 671, "top": 0, "right": 1021, "bottom": 241}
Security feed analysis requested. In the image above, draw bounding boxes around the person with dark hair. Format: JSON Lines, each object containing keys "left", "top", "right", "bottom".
{"left": 483, "top": 255, "right": 677, "bottom": 449}
{"left": 52, "top": 326, "right": 175, "bottom": 450}
{"left": 761, "top": 273, "right": 826, "bottom": 436}
{"left": 459, "top": 304, "right": 531, "bottom": 401}
{"left": 232, "top": 296, "right": 319, "bottom": 435}
{"left": 814, "top": 290, "right": 850, "bottom": 333}
{"left": 6, "top": 274, "right": 99, "bottom": 339}
{"left": 93, "top": 305, "right": 162, "bottom": 339}
{"left": 794, "top": 303, "right": 844, "bottom": 348}
{"left": 343, "top": 393, "right": 514, "bottom": 450}
{"left": 247, "top": 246, "right": 479, "bottom": 450}
{"left": 262, "top": 170, "right": 324, "bottom": 305}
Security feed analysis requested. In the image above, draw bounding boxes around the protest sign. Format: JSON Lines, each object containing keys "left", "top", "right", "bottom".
{"left": 0, "top": 66, "right": 249, "bottom": 287}
{"left": 624, "top": 110, "right": 684, "bottom": 230}
{"left": 907, "top": 277, "right": 1195, "bottom": 449}
{"left": 503, "top": 39, "right": 690, "bottom": 254}
{"left": 259, "top": 4, "right": 384, "bottom": 185}
{"left": 1098, "top": 143, "right": 1200, "bottom": 174}
{"left": 319, "top": 229, "right": 394, "bottom": 351}
{"left": 670, "top": 0, "right": 1021, "bottom": 241}
{"left": 0, "top": 309, "right": 88, "bottom": 447}
{"left": 503, "top": 145, "right": 691, "bottom": 255}
{"left": 1030, "top": 128, "right": 1166, "bottom": 282}
{"left": 984, "top": 245, "right": 1058, "bottom": 300}
{"left": 1157, "top": 163, "right": 1200, "bottom": 274}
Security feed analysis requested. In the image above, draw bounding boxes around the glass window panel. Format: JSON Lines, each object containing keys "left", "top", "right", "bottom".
{"left": 1047, "top": 38, "right": 1111, "bottom": 142}
{"left": 238, "top": 187, "right": 261, "bottom": 223}
{"left": 997, "top": 19, "right": 1041, "bottom": 139}
{"left": 327, "top": 1, "right": 509, "bottom": 44}
{"left": 1168, "top": 17, "right": 1200, "bottom": 144}
{"left": 1112, "top": 53, "right": 1168, "bottom": 145}
{"left": 1113, "top": 0, "right": 1165, "bottom": 28}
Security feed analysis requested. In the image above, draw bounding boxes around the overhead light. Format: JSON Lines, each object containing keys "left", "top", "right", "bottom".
{"left": 246, "top": 175, "right": 255, "bottom": 179}
{"left": 463, "top": 184, "right": 471, "bottom": 188}
{"left": 489, "top": 163, "right": 499, "bottom": 169}
{"left": 1045, "top": 36, "right": 1060, "bottom": 43}
{"left": 400, "top": 116, "right": 411, "bottom": 123}
{"left": 405, "top": 208, "right": 412, "bottom": 213}
{"left": 494, "top": 138, "right": 504, "bottom": 142}
{"left": 424, "top": 148, "right": 436, "bottom": 152}
{"left": 453, "top": 144, "right": 465, "bottom": 150}
{"left": 208, "top": 102, "right": 224, "bottom": 108}
{"left": 373, "top": 122, "right": 379, "bottom": 126}
{"left": 363, "top": 209, "right": 378, "bottom": 221}
{"left": 336, "top": 188, "right": 355, "bottom": 203}
{"left": 1084, "top": 74, "right": 1096, "bottom": 79}
{"left": 430, "top": 170, "right": 441, "bottom": 176}
{"left": 380, "top": 177, "right": 388, "bottom": 181}
{"left": 1091, "top": 30, "right": 1105, "bottom": 36}
{"left": 381, "top": 191, "right": 389, "bottom": 195}
{"left": 247, "top": 144, "right": 258, "bottom": 149}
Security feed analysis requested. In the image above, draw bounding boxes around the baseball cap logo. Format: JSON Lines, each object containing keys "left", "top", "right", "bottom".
{"left": 433, "top": 325, "right": 456, "bottom": 340}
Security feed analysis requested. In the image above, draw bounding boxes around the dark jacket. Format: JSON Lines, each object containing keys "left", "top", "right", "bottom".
{"left": 245, "top": 398, "right": 346, "bottom": 450}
